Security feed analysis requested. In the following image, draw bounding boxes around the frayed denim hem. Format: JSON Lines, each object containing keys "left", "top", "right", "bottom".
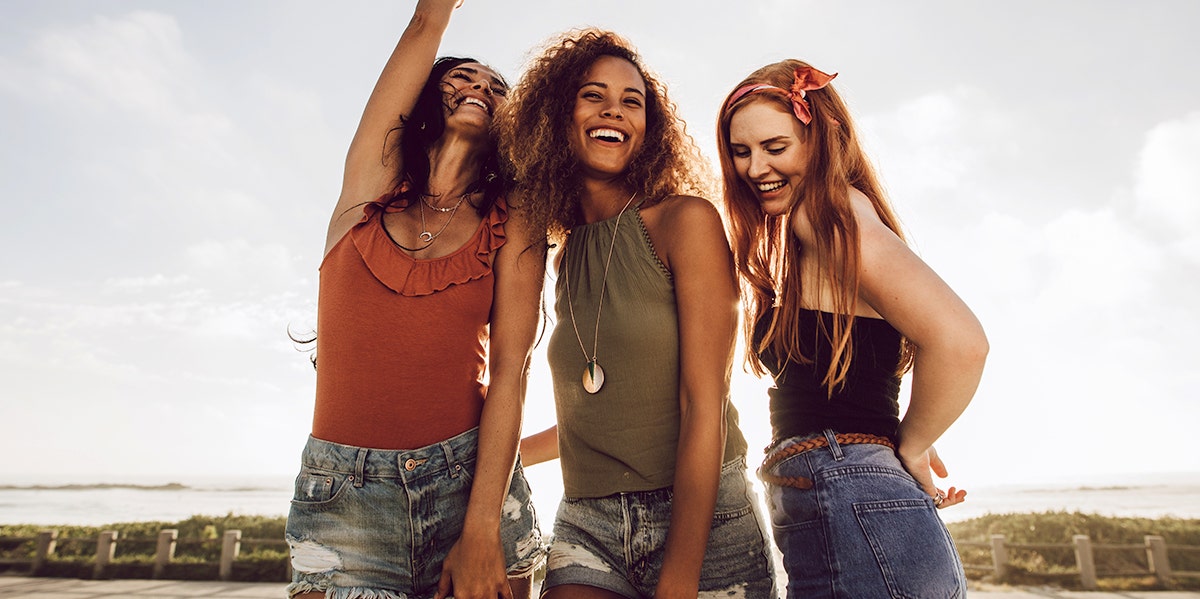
{"left": 506, "top": 548, "right": 548, "bottom": 578}
{"left": 286, "top": 582, "right": 408, "bottom": 599}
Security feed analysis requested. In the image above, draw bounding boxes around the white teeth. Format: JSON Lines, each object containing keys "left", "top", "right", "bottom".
{"left": 461, "top": 97, "right": 489, "bottom": 113}
{"left": 758, "top": 181, "right": 785, "bottom": 192}
{"left": 589, "top": 128, "right": 626, "bottom": 142}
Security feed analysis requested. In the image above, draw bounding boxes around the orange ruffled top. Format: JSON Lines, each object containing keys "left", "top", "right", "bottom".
{"left": 312, "top": 194, "right": 507, "bottom": 450}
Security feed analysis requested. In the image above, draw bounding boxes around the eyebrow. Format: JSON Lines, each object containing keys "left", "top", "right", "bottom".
{"left": 730, "top": 135, "right": 792, "bottom": 147}
{"left": 579, "top": 81, "right": 645, "bottom": 96}
{"left": 451, "top": 66, "right": 507, "bottom": 89}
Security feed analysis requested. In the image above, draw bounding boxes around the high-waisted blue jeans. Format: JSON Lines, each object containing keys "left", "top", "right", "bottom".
{"left": 762, "top": 430, "right": 965, "bottom": 599}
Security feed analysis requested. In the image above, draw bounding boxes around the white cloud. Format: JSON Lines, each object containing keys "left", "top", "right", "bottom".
{"left": 1134, "top": 111, "right": 1200, "bottom": 233}
{"left": 33, "top": 11, "right": 191, "bottom": 118}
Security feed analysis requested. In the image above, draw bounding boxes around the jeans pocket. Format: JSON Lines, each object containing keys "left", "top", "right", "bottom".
{"left": 854, "top": 498, "right": 964, "bottom": 599}
{"left": 291, "top": 469, "right": 351, "bottom": 508}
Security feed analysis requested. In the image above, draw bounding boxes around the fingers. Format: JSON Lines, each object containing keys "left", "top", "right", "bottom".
{"left": 928, "top": 446, "right": 950, "bottom": 478}
{"left": 434, "top": 569, "right": 452, "bottom": 599}
{"left": 934, "top": 486, "right": 968, "bottom": 509}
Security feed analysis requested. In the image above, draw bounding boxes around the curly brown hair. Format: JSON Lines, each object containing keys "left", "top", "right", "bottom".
{"left": 495, "top": 29, "right": 712, "bottom": 243}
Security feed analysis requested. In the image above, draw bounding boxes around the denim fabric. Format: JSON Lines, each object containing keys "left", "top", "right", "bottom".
{"left": 543, "top": 457, "right": 777, "bottom": 598}
{"left": 763, "top": 430, "right": 965, "bottom": 599}
{"left": 284, "top": 428, "right": 544, "bottom": 599}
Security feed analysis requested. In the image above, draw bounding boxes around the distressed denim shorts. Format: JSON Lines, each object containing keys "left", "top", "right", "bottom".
{"left": 543, "top": 457, "right": 777, "bottom": 598}
{"left": 284, "top": 428, "right": 545, "bottom": 599}
{"left": 762, "top": 429, "right": 966, "bottom": 598}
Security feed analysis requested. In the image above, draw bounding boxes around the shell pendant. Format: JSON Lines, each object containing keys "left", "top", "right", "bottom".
{"left": 582, "top": 360, "right": 605, "bottom": 394}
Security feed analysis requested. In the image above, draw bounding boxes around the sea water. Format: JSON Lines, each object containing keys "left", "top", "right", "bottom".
{"left": 1, "top": 470, "right": 1197, "bottom": 527}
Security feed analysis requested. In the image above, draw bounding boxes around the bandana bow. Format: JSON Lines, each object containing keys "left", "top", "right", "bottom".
{"left": 726, "top": 65, "right": 838, "bottom": 125}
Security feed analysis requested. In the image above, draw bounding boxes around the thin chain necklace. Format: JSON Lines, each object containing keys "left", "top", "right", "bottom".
{"left": 417, "top": 192, "right": 468, "bottom": 244}
{"left": 422, "top": 193, "right": 465, "bottom": 213}
{"left": 563, "top": 191, "right": 637, "bottom": 394}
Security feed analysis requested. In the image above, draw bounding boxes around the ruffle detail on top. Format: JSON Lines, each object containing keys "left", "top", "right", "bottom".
{"left": 348, "top": 192, "right": 507, "bottom": 297}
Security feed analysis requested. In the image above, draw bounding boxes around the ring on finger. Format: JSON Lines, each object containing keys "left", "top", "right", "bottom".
{"left": 934, "top": 491, "right": 946, "bottom": 507}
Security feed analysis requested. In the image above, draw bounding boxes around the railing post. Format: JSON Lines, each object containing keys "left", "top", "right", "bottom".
{"left": 1145, "top": 535, "right": 1172, "bottom": 586}
{"left": 990, "top": 534, "right": 1009, "bottom": 581}
{"left": 1073, "top": 534, "right": 1097, "bottom": 590}
{"left": 32, "top": 530, "right": 58, "bottom": 575}
{"left": 219, "top": 530, "right": 242, "bottom": 581}
{"left": 153, "top": 529, "right": 178, "bottom": 579}
{"left": 93, "top": 531, "right": 118, "bottom": 579}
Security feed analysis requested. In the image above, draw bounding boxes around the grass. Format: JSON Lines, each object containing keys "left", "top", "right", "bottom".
{"left": 947, "top": 511, "right": 1200, "bottom": 591}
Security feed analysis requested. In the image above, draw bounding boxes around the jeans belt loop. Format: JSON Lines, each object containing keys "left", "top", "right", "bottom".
{"left": 353, "top": 448, "right": 367, "bottom": 488}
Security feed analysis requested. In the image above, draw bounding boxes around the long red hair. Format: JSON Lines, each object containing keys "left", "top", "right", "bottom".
{"left": 716, "top": 59, "right": 913, "bottom": 393}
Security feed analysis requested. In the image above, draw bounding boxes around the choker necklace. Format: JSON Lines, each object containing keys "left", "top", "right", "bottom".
{"left": 563, "top": 191, "right": 637, "bottom": 394}
{"left": 423, "top": 193, "right": 467, "bottom": 213}
{"left": 417, "top": 192, "right": 467, "bottom": 244}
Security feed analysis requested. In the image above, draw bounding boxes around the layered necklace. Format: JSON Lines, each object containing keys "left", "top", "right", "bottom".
{"left": 417, "top": 192, "right": 469, "bottom": 244}
{"left": 563, "top": 191, "right": 637, "bottom": 394}
{"left": 389, "top": 191, "right": 471, "bottom": 253}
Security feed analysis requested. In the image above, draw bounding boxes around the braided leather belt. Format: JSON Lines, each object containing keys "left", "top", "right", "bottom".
{"left": 757, "top": 432, "right": 895, "bottom": 490}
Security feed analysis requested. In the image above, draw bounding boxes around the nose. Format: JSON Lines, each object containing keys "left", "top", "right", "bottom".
{"left": 600, "top": 100, "right": 623, "bottom": 120}
{"left": 472, "top": 79, "right": 492, "bottom": 97}
{"left": 746, "top": 151, "right": 770, "bottom": 179}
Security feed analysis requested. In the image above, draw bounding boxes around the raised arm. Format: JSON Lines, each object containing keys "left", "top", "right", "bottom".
{"left": 846, "top": 188, "right": 988, "bottom": 501}
{"left": 325, "top": 0, "right": 460, "bottom": 256}
{"left": 653, "top": 197, "right": 738, "bottom": 599}
{"left": 436, "top": 208, "right": 547, "bottom": 599}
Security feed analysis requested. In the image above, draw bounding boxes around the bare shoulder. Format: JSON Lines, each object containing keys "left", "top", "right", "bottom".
{"left": 847, "top": 187, "right": 895, "bottom": 232}
{"left": 641, "top": 195, "right": 729, "bottom": 271}
{"left": 645, "top": 194, "right": 723, "bottom": 232}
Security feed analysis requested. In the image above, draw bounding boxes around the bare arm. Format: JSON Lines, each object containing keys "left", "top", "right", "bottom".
{"left": 843, "top": 188, "right": 988, "bottom": 500}
{"left": 653, "top": 197, "right": 737, "bottom": 599}
{"left": 436, "top": 209, "right": 546, "bottom": 599}
{"left": 325, "top": 0, "right": 459, "bottom": 256}
{"left": 518, "top": 425, "right": 559, "bottom": 466}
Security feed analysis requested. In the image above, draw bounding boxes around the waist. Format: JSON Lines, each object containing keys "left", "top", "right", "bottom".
{"left": 301, "top": 427, "right": 479, "bottom": 481}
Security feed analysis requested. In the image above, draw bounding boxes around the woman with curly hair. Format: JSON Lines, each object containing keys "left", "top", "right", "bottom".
{"left": 717, "top": 59, "right": 988, "bottom": 597}
{"left": 284, "top": 1, "right": 545, "bottom": 598}
{"left": 501, "top": 30, "right": 776, "bottom": 599}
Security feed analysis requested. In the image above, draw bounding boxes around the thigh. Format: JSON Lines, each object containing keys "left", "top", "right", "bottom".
{"left": 542, "top": 584, "right": 631, "bottom": 599}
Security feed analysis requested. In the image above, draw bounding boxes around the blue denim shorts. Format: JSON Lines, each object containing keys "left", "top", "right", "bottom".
{"left": 284, "top": 428, "right": 545, "bottom": 599}
{"left": 543, "top": 457, "right": 777, "bottom": 598}
{"left": 762, "top": 430, "right": 965, "bottom": 599}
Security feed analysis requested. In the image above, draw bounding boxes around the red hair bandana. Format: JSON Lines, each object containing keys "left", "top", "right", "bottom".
{"left": 725, "top": 65, "right": 837, "bottom": 125}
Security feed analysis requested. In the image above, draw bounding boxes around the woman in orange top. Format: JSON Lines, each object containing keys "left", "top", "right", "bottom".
{"left": 285, "top": 1, "right": 546, "bottom": 598}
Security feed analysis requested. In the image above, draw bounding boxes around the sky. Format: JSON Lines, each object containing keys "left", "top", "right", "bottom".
{"left": 2, "top": 0, "right": 1198, "bottom": 512}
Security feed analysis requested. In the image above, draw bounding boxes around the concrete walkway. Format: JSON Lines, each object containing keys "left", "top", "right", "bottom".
{"left": 1, "top": 577, "right": 1198, "bottom": 598}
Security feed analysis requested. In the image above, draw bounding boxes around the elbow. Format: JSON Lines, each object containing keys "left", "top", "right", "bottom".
{"left": 962, "top": 326, "right": 989, "bottom": 373}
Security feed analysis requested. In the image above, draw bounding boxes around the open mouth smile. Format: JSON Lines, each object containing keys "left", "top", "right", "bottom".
{"left": 457, "top": 96, "right": 491, "bottom": 115}
{"left": 588, "top": 128, "right": 627, "bottom": 143}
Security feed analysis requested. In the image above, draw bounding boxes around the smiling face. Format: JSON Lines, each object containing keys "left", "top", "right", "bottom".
{"left": 569, "top": 55, "right": 647, "bottom": 180}
{"left": 440, "top": 62, "right": 508, "bottom": 131}
{"left": 728, "top": 100, "right": 809, "bottom": 216}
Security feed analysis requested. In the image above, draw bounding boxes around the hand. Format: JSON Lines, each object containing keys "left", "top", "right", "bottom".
{"left": 899, "top": 445, "right": 967, "bottom": 510}
{"left": 434, "top": 529, "right": 511, "bottom": 599}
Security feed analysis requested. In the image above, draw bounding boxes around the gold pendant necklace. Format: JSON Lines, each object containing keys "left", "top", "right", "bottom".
{"left": 564, "top": 192, "right": 637, "bottom": 394}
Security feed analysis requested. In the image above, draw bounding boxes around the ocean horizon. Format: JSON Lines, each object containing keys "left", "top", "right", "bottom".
{"left": 2, "top": 470, "right": 1198, "bottom": 527}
